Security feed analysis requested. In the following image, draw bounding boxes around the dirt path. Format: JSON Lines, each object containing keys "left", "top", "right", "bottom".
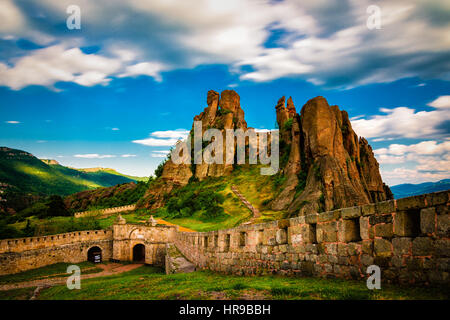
{"left": 0, "top": 263, "right": 143, "bottom": 291}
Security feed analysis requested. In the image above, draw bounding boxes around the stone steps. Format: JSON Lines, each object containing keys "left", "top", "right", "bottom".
{"left": 231, "top": 185, "right": 260, "bottom": 223}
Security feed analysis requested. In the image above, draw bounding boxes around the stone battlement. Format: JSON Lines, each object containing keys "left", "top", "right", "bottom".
{"left": 173, "top": 190, "right": 449, "bottom": 286}
{"left": 1, "top": 190, "right": 448, "bottom": 285}
{"left": 74, "top": 204, "right": 136, "bottom": 218}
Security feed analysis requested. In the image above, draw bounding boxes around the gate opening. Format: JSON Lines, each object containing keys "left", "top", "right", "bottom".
{"left": 133, "top": 244, "right": 145, "bottom": 262}
{"left": 87, "top": 246, "right": 102, "bottom": 263}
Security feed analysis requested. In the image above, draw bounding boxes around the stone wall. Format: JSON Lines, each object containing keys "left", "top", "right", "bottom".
{"left": 1, "top": 191, "right": 448, "bottom": 286}
{"left": 0, "top": 230, "right": 113, "bottom": 275}
{"left": 112, "top": 224, "right": 176, "bottom": 266}
{"left": 174, "top": 190, "right": 449, "bottom": 285}
{"left": 0, "top": 224, "right": 176, "bottom": 275}
{"left": 74, "top": 204, "right": 136, "bottom": 218}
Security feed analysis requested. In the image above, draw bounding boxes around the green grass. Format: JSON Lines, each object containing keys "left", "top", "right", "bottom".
{"left": 152, "top": 165, "right": 286, "bottom": 232}
{"left": 0, "top": 287, "right": 36, "bottom": 300}
{"left": 0, "top": 262, "right": 102, "bottom": 285}
{"left": 17, "top": 266, "right": 449, "bottom": 300}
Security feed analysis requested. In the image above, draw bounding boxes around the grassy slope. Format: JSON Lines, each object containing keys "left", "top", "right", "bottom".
{"left": 0, "top": 262, "right": 102, "bottom": 285}
{"left": 28, "top": 265, "right": 450, "bottom": 300}
{"left": 155, "top": 165, "right": 285, "bottom": 232}
{"left": 0, "top": 147, "right": 137, "bottom": 197}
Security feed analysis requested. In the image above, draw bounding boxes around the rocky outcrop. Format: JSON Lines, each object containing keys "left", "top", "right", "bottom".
{"left": 271, "top": 96, "right": 392, "bottom": 215}
{"left": 141, "top": 90, "right": 392, "bottom": 216}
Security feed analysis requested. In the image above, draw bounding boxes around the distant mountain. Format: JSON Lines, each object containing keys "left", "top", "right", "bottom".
{"left": 75, "top": 167, "right": 148, "bottom": 182}
{"left": 0, "top": 147, "right": 139, "bottom": 213}
{"left": 391, "top": 179, "right": 450, "bottom": 199}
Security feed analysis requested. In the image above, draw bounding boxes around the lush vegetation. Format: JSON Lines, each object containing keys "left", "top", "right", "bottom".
{"left": 0, "top": 215, "right": 102, "bottom": 239}
{"left": 4, "top": 265, "right": 443, "bottom": 300}
{"left": 0, "top": 147, "right": 144, "bottom": 214}
{"left": 151, "top": 165, "right": 285, "bottom": 232}
{"left": 64, "top": 181, "right": 150, "bottom": 213}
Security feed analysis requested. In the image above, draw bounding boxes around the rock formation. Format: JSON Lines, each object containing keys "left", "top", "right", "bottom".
{"left": 140, "top": 90, "right": 392, "bottom": 215}
{"left": 271, "top": 96, "right": 392, "bottom": 215}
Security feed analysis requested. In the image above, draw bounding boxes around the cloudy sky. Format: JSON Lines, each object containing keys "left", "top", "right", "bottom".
{"left": 0, "top": 0, "right": 449, "bottom": 185}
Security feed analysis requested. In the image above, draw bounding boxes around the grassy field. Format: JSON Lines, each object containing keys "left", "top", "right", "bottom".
{"left": 0, "top": 262, "right": 102, "bottom": 285}
{"left": 2, "top": 265, "right": 446, "bottom": 300}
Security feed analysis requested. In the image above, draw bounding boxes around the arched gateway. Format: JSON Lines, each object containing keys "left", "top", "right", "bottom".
{"left": 87, "top": 246, "right": 102, "bottom": 263}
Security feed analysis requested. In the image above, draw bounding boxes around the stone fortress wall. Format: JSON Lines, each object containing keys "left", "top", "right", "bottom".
{"left": 0, "top": 230, "right": 114, "bottom": 275}
{"left": 174, "top": 190, "right": 449, "bottom": 286}
{"left": 74, "top": 204, "right": 136, "bottom": 218}
{"left": 0, "top": 191, "right": 448, "bottom": 286}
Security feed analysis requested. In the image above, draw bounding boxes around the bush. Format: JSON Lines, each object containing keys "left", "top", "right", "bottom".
{"left": 165, "top": 187, "right": 225, "bottom": 220}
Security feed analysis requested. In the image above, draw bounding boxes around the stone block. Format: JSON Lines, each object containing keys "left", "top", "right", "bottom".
{"left": 338, "top": 219, "right": 361, "bottom": 242}
{"left": 316, "top": 222, "right": 337, "bottom": 243}
{"left": 434, "top": 239, "right": 450, "bottom": 257}
{"left": 361, "top": 240, "right": 373, "bottom": 255}
{"left": 374, "top": 223, "right": 393, "bottom": 238}
{"left": 305, "top": 213, "right": 319, "bottom": 224}
{"left": 374, "top": 238, "right": 392, "bottom": 257}
{"left": 277, "top": 219, "right": 290, "bottom": 229}
{"left": 361, "top": 203, "right": 376, "bottom": 216}
{"left": 412, "top": 237, "right": 433, "bottom": 256}
{"left": 420, "top": 207, "right": 436, "bottom": 234}
{"left": 375, "top": 200, "right": 395, "bottom": 214}
{"left": 437, "top": 214, "right": 449, "bottom": 237}
{"left": 341, "top": 206, "right": 361, "bottom": 220}
{"left": 318, "top": 210, "right": 340, "bottom": 222}
{"left": 276, "top": 228, "right": 287, "bottom": 245}
{"left": 392, "top": 237, "right": 411, "bottom": 255}
{"left": 397, "top": 195, "right": 427, "bottom": 211}
{"left": 425, "top": 191, "right": 449, "bottom": 206}
{"left": 369, "top": 214, "right": 392, "bottom": 225}
{"left": 338, "top": 243, "right": 348, "bottom": 256}
{"left": 325, "top": 243, "right": 338, "bottom": 255}
{"left": 359, "top": 216, "right": 371, "bottom": 240}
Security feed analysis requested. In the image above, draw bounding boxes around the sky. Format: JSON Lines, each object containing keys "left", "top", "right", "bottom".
{"left": 0, "top": 0, "right": 449, "bottom": 185}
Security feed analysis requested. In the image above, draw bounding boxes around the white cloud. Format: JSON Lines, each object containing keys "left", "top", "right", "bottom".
{"left": 133, "top": 129, "right": 189, "bottom": 147}
{"left": 121, "top": 154, "right": 136, "bottom": 158}
{"left": 375, "top": 140, "right": 450, "bottom": 185}
{"left": 0, "top": 44, "right": 167, "bottom": 90}
{"left": 3, "top": 0, "right": 449, "bottom": 88}
{"left": 74, "top": 154, "right": 116, "bottom": 159}
{"left": 428, "top": 95, "right": 450, "bottom": 109}
{"left": 111, "top": 128, "right": 120, "bottom": 131}
{"left": 352, "top": 96, "right": 450, "bottom": 140}
{"left": 119, "top": 62, "right": 167, "bottom": 82}
{"left": 151, "top": 150, "right": 170, "bottom": 158}
{"left": 133, "top": 137, "right": 180, "bottom": 147}
{"left": 150, "top": 129, "right": 189, "bottom": 139}
{"left": 5, "top": 121, "right": 20, "bottom": 124}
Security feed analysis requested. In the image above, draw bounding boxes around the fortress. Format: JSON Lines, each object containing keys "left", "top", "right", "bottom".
{"left": 1, "top": 190, "right": 449, "bottom": 286}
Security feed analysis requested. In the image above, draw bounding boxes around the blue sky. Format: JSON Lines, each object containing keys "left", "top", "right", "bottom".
{"left": 0, "top": 0, "right": 449, "bottom": 185}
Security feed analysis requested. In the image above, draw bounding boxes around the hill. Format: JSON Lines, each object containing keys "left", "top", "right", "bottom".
{"left": 0, "top": 147, "right": 138, "bottom": 214}
{"left": 75, "top": 167, "right": 148, "bottom": 182}
{"left": 139, "top": 90, "right": 392, "bottom": 226}
{"left": 391, "top": 179, "right": 450, "bottom": 199}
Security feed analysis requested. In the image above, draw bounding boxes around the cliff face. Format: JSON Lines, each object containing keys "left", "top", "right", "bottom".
{"left": 141, "top": 90, "right": 392, "bottom": 215}
{"left": 271, "top": 96, "right": 392, "bottom": 215}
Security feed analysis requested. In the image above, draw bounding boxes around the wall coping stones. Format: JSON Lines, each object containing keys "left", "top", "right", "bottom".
{"left": 340, "top": 206, "right": 361, "bottom": 220}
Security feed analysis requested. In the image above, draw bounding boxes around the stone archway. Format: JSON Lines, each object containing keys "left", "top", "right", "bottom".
{"left": 132, "top": 244, "right": 145, "bottom": 262}
{"left": 87, "top": 246, "right": 102, "bottom": 263}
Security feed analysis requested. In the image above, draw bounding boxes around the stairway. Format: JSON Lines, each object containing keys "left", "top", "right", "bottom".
{"left": 231, "top": 185, "right": 260, "bottom": 224}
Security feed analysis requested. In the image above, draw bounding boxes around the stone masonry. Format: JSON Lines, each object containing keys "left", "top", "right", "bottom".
{"left": 0, "top": 190, "right": 448, "bottom": 286}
